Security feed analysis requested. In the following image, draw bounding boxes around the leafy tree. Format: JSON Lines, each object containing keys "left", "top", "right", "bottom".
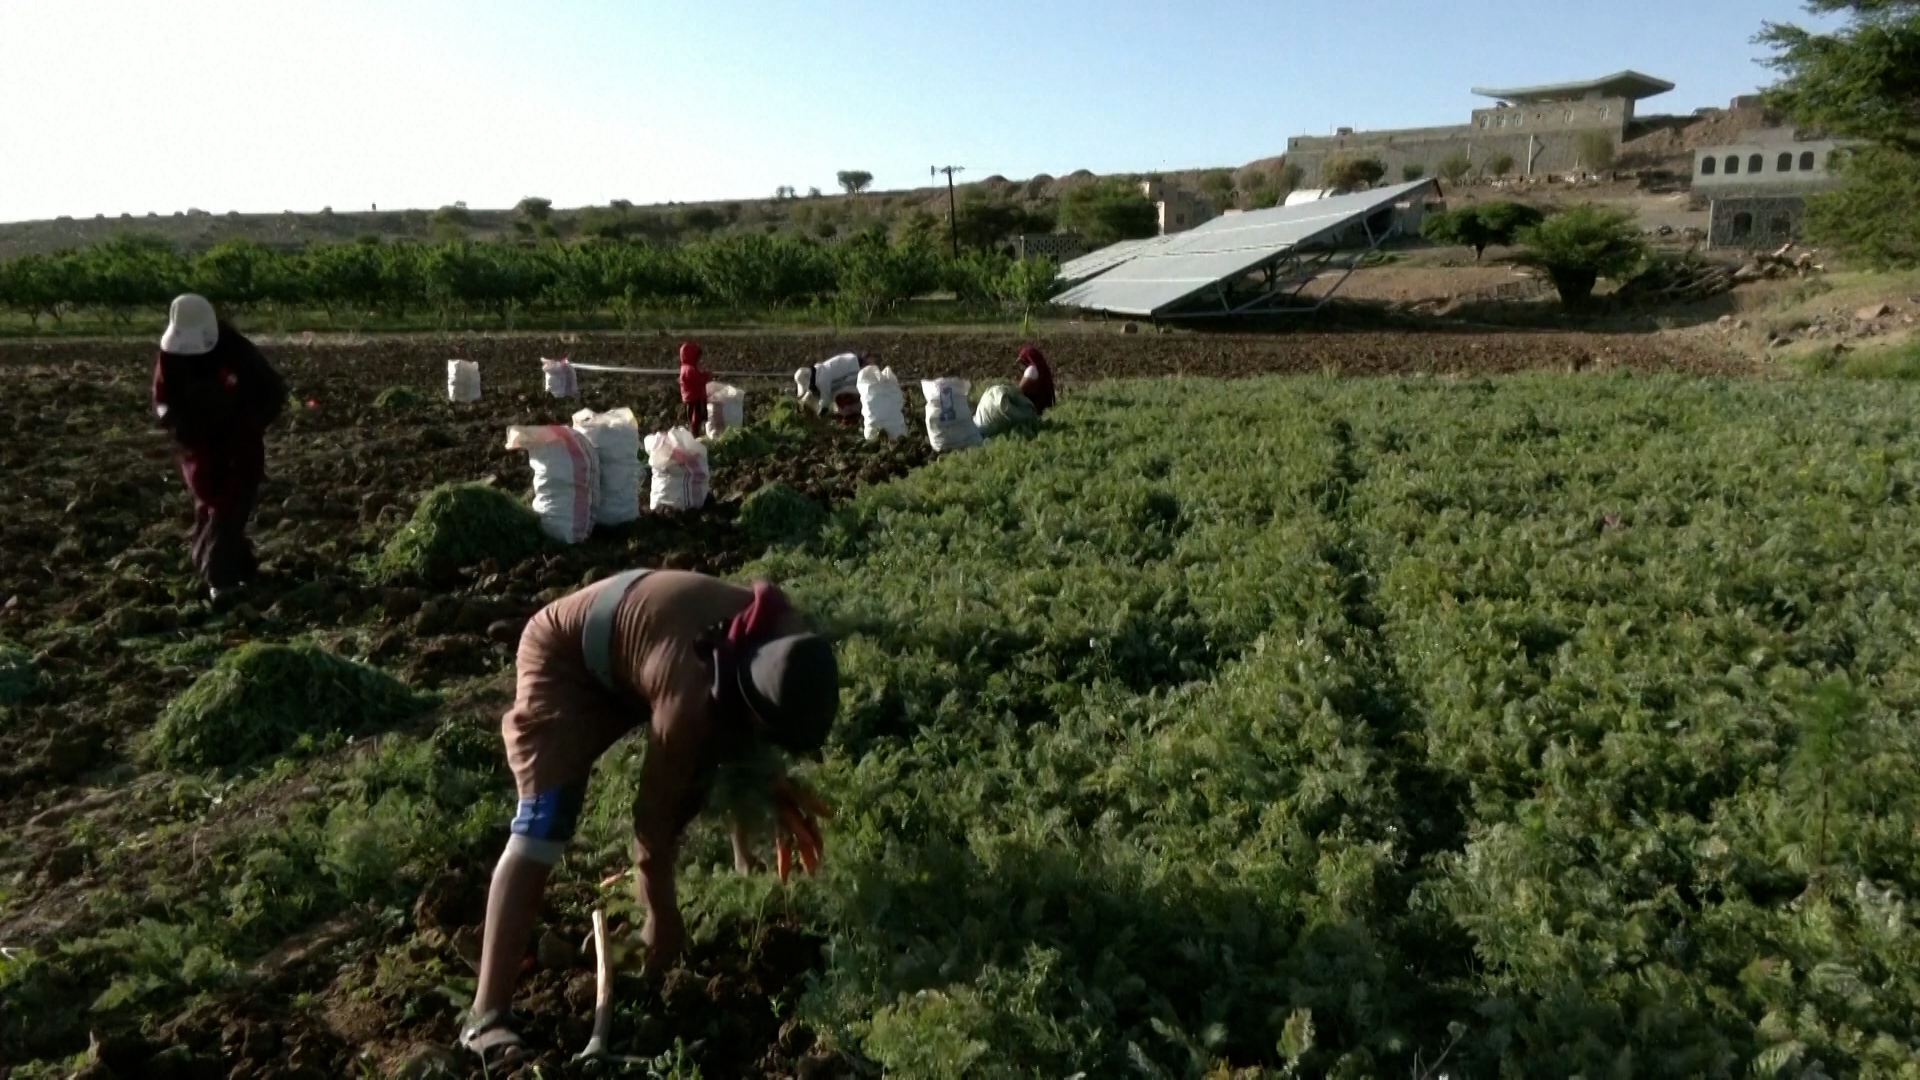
{"left": 1277, "top": 163, "right": 1306, "bottom": 193}
{"left": 1322, "top": 156, "right": 1387, "bottom": 190}
{"left": 954, "top": 193, "right": 1055, "bottom": 252}
{"left": 432, "top": 204, "right": 473, "bottom": 228}
{"left": 1438, "top": 152, "right": 1474, "bottom": 185}
{"left": 807, "top": 187, "right": 823, "bottom": 199}
{"left": 193, "top": 240, "right": 283, "bottom": 312}
{"left": 1803, "top": 145, "right": 1920, "bottom": 266}
{"left": 1402, "top": 163, "right": 1427, "bottom": 182}
{"left": 515, "top": 197, "right": 554, "bottom": 222}
{"left": 1576, "top": 133, "right": 1616, "bottom": 171}
{"left": 1515, "top": 204, "right": 1647, "bottom": 305}
{"left": 677, "top": 206, "right": 727, "bottom": 233}
{"left": 1421, "top": 202, "right": 1544, "bottom": 259}
{"left": 837, "top": 170, "right": 875, "bottom": 195}
{"left": 1487, "top": 152, "right": 1517, "bottom": 177}
{"left": 1247, "top": 187, "right": 1283, "bottom": 209}
{"left": 0, "top": 252, "right": 74, "bottom": 326}
{"left": 1762, "top": 0, "right": 1920, "bottom": 266}
{"left": 1198, "top": 169, "right": 1237, "bottom": 207}
{"left": 1057, "top": 179, "right": 1159, "bottom": 245}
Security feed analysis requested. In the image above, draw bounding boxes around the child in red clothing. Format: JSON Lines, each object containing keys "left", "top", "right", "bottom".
{"left": 678, "top": 341, "right": 710, "bottom": 432}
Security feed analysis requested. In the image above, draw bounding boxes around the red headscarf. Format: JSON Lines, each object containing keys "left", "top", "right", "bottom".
{"left": 678, "top": 340, "right": 710, "bottom": 403}
{"left": 1017, "top": 344, "right": 1055, "bottom": 416}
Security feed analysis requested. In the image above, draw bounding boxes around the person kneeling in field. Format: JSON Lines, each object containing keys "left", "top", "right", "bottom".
{"left": 461, "top": 569, "right": 839, "bottom": 1068}
{"left": 150, "top": 294, "right": 288, "bottom": 601}
{"left": 1017, "top": 344, "right": 1056, "bottom": 417}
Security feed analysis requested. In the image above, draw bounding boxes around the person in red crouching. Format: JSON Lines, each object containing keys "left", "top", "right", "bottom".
{"left": 679, "top": 341, "right": 710, "bottom": 432}
{"left": 151, "top": 294, "right": 287, "bottom": 602}
{"left": 1017, "top": 344, "right": 1056, "bottom": 417}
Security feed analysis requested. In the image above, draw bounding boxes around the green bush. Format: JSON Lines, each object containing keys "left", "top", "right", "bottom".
{"left": 1421, "top": 201, "right": 1544, "bottom": 259}
{"left": 1515, "top": 204, "right": 1647, "bottom": 305}
{"left": 1438, "top": 152, "right": 1473, "bottom": 185}
{"left": 0, "top": 645, "right": 34, "bottom": 705}
{"left": 375, "top": 482, "right": 545, "bottom": 582}
{"left": 150, "top": 643, "right": 432, "bottom": 770}
{"left": 706, "top": 424, "right": 778, "bottom": 468}
{"left": 1057, "top": 179, "right": 1158, "bottom": 246}
{"left": 738, "top": 481, "right": 829, "bottom": 547}
{"left": 372, "top": 386, "right": 427, "bottom": 410}
{"left": 1323, "top": 156, "right": 1387, "bottom": 191}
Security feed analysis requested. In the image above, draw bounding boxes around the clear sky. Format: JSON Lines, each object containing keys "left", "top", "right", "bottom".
{"left": 0, "top": 0, "right": 1839, "bottom": 223}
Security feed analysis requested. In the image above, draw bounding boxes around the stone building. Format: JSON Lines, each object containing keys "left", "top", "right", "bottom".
{"left": 1284, "top": 71, "right": 1674, "bottom": 185}
{"left": 1139, "top": 179, "right": 1217, "bottom": 235}
{"left": 1691, "top": 128, "right": 1852, "bottom": 248}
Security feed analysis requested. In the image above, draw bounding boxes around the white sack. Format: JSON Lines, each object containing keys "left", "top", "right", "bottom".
{"left": 447, "top": 359, "right": 482, "bottom": 402}
{"left": 646, "top": 426, "right": 710, "bottom": 511}
{"left": 858, "top": 365, "right": 909, "bottom": 440}
{"left": 921, "top": 377, "right": 982, "bottom": 452}
{"left": 813, "top": 353, "right": 862, "bottom": 400}
{"left": 542, "top": 357, "right": 578, "bottom": 398}
{"left": 705, "top": 383, "right": 745, "bottom": 438}
{"left": 571, "top": 407, "right": 643, "bottom": 526}
{"left": 974, "top": 384, "right": 1039, "bottom": 438}
{"left": 505, "top": 425, "right": 599, "bottom": 544}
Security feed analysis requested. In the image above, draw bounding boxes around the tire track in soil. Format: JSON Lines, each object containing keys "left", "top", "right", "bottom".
{"left": 1313, "top": 416, "right": 1477, "bottom": 1046}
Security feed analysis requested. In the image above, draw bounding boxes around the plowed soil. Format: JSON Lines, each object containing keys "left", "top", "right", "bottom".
{"left": 0, "top": 326, "right": 1733, "bottom": 1078}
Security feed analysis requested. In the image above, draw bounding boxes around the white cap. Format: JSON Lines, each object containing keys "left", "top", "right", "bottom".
{"left": 160, "top": 294, "right": 219, "bottom": 355}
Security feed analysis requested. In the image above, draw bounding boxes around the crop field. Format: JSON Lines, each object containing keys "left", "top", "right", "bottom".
{"left": 10, "top": 330, "right": 1918, "bottom": 1078}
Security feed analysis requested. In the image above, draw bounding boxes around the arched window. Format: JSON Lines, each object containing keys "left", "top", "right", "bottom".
{"left": 1732, "top": 212, "right": 1754, "bottom": 239}
{"left": 1749, "top": 154, "right": 1764, "bottom": 173}
{"left": 1701, "top": 156, "right": 1717, "bottom": 176}
{"left": 1726, "top": 155, "right": 1741, "bottom": 174}
{"left": 1778, "top": 153, "right": 1794, "bottom": 172}
{"left": 1769, "top": 214, "right": 1793, "bottom": 236}
{"left": 1800, "top": 151, "right": 1816, "bottom": 171}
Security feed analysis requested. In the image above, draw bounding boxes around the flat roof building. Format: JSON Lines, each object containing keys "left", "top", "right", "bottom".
{"left": 1471, "top": 71, "right": 1677, "bottom": 107}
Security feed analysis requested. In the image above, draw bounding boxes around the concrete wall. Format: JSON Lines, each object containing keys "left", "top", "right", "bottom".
{"left": 1709, "top": 196, "right": 1805, "bottom": 249}
{"left": 1284, "top": 97, "right": 1634, "bottom": 186}
{"left": 1692, "top": 133, "right": 1846, "bottom": 195}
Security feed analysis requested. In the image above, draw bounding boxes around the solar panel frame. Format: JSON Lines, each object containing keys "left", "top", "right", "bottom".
{"left": 1056, "top": 237, "right": 1165, "bottom": 283}
{"left": 1052, "top": 180, "right": 1437, "bottom": 317}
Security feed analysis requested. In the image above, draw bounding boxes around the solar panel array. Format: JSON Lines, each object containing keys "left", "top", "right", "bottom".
{"left": 1052, "top": 180, "right": 1437, "bottom": 317}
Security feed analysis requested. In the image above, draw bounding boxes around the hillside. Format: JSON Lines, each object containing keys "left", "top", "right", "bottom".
{"left": 0, "top": 108, "right": 1762, "bottom": 260}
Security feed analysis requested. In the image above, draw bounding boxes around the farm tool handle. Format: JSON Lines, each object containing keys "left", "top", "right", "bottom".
{"left": 571, "top": 908, "right": 649, "bottom": 1067}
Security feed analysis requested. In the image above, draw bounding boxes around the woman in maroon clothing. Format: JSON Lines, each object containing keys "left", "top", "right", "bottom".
{"left": 1017, "top": 343, "right": 1056, "bottom": 416}
{"left": 150, "top": 295, "right": 287, "bottom": 599}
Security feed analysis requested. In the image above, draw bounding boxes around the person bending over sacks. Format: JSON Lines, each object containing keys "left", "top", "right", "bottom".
{"left": 150, "top": 294, "right": 287, "bottom": 602}
{"left": 460, "top": 568, "right": 839, "bottom": 1068}
{"left": 793, "top": 350, "right": 869, "bottom": 425}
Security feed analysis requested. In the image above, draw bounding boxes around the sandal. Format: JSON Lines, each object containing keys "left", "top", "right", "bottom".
{"left": 459, "top": 1011, "right": 531, "bottom": 1072}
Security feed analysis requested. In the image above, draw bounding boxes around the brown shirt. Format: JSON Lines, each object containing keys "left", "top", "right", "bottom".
{"left": 503, "top": 570, "right": 800, "bottom": 881}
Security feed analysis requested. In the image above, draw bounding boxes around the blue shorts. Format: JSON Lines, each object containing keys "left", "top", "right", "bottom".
{"left": 510, "top": 783, "right": 587, "bottom": 843}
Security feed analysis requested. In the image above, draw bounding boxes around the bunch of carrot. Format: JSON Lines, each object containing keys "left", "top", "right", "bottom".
{"left": 774, "top": 778, "right": 833, "bottom": 882}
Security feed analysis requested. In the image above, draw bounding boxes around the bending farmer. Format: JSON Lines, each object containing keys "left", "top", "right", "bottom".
{"left": 462, "top": 569, "right": 840, "bottom": 1068}
{"left": 150, "top": 294, "right": 288, "bottom": 601}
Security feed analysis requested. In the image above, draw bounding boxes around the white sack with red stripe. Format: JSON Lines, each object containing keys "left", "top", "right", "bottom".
{"left": 570, "top": 407, "right": 643, "bottom": 526}
{"left": 645, "top": 426, "right": 710, "bottom": 512}
{"left": 506, "top": 425, "right": 599, "bottom": 544}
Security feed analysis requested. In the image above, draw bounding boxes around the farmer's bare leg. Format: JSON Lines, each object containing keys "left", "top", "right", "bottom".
{"left": 473, "top": 839, "right": 557, "bottom": 1017}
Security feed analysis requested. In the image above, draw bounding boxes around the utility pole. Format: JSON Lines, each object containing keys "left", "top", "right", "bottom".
{"left": 932, "top": 165, "right": 964, "bottom": 257}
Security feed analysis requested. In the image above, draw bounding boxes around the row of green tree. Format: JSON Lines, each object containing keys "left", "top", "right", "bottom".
{"left": 0, "top": 231, "right": 1060, "bottom": 327}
